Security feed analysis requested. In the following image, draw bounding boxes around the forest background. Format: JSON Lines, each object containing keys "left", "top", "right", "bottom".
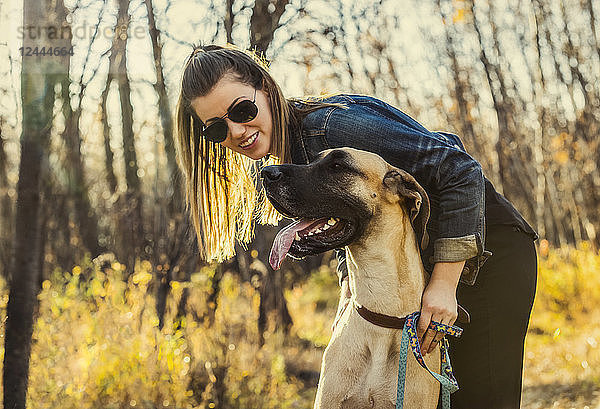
{"left": 0, "top": 0, "right": 599, "bottom": 408}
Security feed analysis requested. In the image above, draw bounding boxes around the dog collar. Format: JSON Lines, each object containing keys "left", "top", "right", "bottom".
{"left": 355, "top": 302, "right": 408, "bottom": 329}
{"left": 354, "top": 301, "right": 466, "bottom": 336}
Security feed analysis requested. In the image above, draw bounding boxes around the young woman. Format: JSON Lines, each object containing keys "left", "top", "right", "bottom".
{"left": 175, "top": 44, "right": 538, "bottom": 408}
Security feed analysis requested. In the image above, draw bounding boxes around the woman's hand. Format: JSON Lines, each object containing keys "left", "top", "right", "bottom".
{"left": 417, "top": 261, "right": 464, "bottom": 355}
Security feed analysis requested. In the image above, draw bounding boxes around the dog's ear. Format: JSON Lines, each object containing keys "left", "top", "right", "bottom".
{"left": 383, "top": 169, "right": 430, "bottom": 250}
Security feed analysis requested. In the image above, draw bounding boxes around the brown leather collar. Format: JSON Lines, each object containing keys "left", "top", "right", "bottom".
{"left": 355, "top": 303, "right": 471, "bottom": 330}
{"left": 356, "top": 304, "right": 408, "bottom": 329}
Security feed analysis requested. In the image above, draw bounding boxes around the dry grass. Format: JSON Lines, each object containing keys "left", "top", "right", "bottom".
{"left": 521, "top": 241, "right": 600, "bottom": 408}
{"left": 0, "top": 242, "right": 597, "bottom": 408}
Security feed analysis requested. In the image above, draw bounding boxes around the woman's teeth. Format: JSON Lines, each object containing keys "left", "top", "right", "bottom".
{"left": 240, "top": 132, "right": 258, "bottom": 148}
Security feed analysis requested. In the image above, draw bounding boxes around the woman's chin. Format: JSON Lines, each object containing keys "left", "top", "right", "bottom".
{"left": 241, "top": 141, "right": 269, "bottom": 160}
{"left": 251, "top": 150, "right": 269, "bottom": 160}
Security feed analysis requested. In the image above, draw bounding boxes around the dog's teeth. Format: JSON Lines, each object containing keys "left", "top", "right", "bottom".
{"left": 295, "top": 232, "right": 300, "bottom": 241}
{"left": 323, "top": 224, "right": 330, "bottom": 230}
{"left": 327, "top": 218, "right": 336, "bottom": 226}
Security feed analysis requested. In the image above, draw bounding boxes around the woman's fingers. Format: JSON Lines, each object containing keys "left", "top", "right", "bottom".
{"left": 429, "top": 312, "right": 458, "bottom": 352}
{"left": 428, "top": 320, "right": 448, "bottom": 354}
{"left": 417, "top": 310, "right": 432, "bottom": 343}
{"left": 420, "top": 313, "right": 458, "bottom": 355}
{"left": 421, "top": 326, "right": 438, "bottom": 354}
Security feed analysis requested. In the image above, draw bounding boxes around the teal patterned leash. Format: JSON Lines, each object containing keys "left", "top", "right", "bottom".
{"left": 396, "top": 312, "right": 462, "bottom": 409}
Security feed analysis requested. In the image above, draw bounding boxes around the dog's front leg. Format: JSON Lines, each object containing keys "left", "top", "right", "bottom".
{"left": 314, "top": 308, "right": 359, "bottom": 409}
{"left": 313, "top": 339, "right": 351, "bottom": 409}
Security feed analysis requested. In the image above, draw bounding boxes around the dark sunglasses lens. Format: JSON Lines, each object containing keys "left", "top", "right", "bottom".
{"left": 229, "top": 100, "right": 258, "bottom": 123}
{"left": 203, "top": 120, "right": 228, "bottom": 142}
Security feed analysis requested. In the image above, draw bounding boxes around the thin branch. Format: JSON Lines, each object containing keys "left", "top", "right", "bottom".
{"left": 160, "top": 30, "right": 195, "bottom": 48}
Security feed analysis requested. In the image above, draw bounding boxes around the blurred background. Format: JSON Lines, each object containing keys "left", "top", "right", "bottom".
{"left": 0, "top": 0, "right": 599, "bottom": 407}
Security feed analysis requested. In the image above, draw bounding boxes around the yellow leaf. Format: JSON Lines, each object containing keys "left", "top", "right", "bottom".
{"left": 554, "top": 150, "right": 569, "bottom": 164}
{"left": 452, "top": 9, "right": 465, "bottom": 23}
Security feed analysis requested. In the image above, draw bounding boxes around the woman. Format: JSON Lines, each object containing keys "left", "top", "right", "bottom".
{"left": 175, "top": 44, "right": 538, "bottom": 408}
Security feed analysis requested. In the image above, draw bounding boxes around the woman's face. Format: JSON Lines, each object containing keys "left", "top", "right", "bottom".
{"left": 190, "top": 75, "right": 273, "bottom": 160}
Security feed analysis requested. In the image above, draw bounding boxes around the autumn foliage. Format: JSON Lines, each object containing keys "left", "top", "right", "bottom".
{"left": 0, "top": 243, "right": 598, "bottom": 408}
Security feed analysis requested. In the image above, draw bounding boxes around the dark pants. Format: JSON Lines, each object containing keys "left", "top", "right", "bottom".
{"left": 448, "top": 225, "right": 537, "bottom": 409}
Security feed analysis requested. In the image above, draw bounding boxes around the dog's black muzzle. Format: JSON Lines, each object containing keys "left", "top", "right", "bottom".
{"left": 261, "top": 164, "right": 311, "bottom": 218}
{"left": 261, "top": 166, "right": 283, "bottom": 182}
{"left": 261, "top": 161, "right": 371, "bottom": 259}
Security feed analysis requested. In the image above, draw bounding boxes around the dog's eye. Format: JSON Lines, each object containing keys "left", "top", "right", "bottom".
{"left": 330, "top": 162, "right": 344, "bottom": 171}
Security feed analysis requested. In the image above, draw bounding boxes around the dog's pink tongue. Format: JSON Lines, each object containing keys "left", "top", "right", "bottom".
{"left": 269, "top": 219, "right": 315, "bottom": 270}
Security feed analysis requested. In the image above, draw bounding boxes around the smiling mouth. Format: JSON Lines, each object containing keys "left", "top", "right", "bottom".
{"left": 240, "top": 132, "right": 258, "bottom": 148}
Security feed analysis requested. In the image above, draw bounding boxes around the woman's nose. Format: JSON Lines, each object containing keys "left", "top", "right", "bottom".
{"left": 225, "top": 118, "right": 246, "bottom": 139}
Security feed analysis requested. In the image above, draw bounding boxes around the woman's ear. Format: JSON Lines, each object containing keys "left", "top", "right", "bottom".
{"left": 383, "top": 169, "right": 430, "bottom": 250}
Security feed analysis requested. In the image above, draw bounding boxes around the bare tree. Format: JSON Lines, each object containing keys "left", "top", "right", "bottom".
{"left": 435, "top": 0, "right": 481, "bottom": 159}
{"left": 99, "top": 0, "right": 145, "bottom": 271}
{"left": 99, "top": 82, "right": 119, "bottom": 196}
{"left": 59, "top": 6, "right": 104, "bottom": 260}
{"left": 248, "top": 0, "right": 295, "bottom": 339}
{"left": 0, "top": 118, "right": 12, "bottom": 278}
{"left": 2, "top": 0, "right": 64, "bottom": 405}
{"left": 143, "top": 0, "right": 201, "bottom": 328}
{"left": 250, "top": 0, "right": 290, "bottom": 54}
{"left": 224, "top": 0, "right": 235, "bottom": 44}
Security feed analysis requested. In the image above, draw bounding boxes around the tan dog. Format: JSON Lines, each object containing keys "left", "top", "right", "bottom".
{"left": 263, "top": 148, "right": 440, "bottom": 409}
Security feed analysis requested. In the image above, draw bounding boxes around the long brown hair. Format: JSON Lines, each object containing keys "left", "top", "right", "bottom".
{"left": 175, "top": 44, "right": 338, "bottom": 262}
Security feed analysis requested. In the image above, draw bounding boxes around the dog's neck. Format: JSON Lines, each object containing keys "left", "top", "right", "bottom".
{"left": 346, "top": 216, "right": 427, "bottom": 318}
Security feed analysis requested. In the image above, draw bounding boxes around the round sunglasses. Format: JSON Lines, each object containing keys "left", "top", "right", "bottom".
{"left": 201, "top": 88, "right": 258, "bottom": 143}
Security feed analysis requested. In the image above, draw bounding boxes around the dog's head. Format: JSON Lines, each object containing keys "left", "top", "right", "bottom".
{"left": 261, "top": 148, "right": 430, "bottom": 269}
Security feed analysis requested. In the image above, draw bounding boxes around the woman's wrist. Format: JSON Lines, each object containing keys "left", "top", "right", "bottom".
{"left": 429, "top": 261, "right": 465, "bottom": 290}
{"left": 418, "top": 261, "right": 464, "bottom": 354}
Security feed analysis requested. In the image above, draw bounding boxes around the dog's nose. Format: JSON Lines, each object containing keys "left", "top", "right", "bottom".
{"left": 261, "top": 166, "right": 283, "bottom": 182}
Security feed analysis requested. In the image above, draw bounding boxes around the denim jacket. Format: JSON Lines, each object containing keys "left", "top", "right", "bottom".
{"left": 288, "top": 94, "right": 535, "bottom": 285}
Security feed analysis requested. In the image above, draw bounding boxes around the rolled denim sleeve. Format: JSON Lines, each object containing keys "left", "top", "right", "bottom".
{"left": 433, "top": 235, "right": 480, "bottom": 262}
{"left": 432, "top": 159, "right": 485, "bottom": 264}
{"left": 316, "top": 96, "right": 488, "bottom": 284}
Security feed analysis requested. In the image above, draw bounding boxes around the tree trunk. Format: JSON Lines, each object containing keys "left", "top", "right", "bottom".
{"left": 100, "top": 80, "right": 118, "bottom": 196}
{"left": 249, "top": 0, "right": 290, "bottom": 54}
{"left": 436, "top": 0, "right": 481, "bottom": 158}
{"left": 247, "top": 0, "right": 294, "bottom": 338}
{"left": 144, "top": 0, "right": 198, "bottom": 323}
{"left": 585, "top": 0, "right": 600, "bottom": 82}
{"left": 224, "top": 0, "right": 234, "bottom": 44}
{"left": 60, "top": 77, "right": 103, "bottom": 258}
{"left": 112, "top": 0, "right": 144, "bottom": 270}
{"left": 3, "top": 1, "right": 57, "bottom": 406}
{"left": 144, "top": 0, "right": 180, "bottom": 212}
{"left": 530, "top": 0, "right": 548, "bottom": 240}
{"left": 469, "top": 0, "right": 509, "bottom": 193}
{"left": 558, "top": 0, "right": 595, "bottom": 112}
{"left": 0, "top": 118, "right": 13, "bottom": 278}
